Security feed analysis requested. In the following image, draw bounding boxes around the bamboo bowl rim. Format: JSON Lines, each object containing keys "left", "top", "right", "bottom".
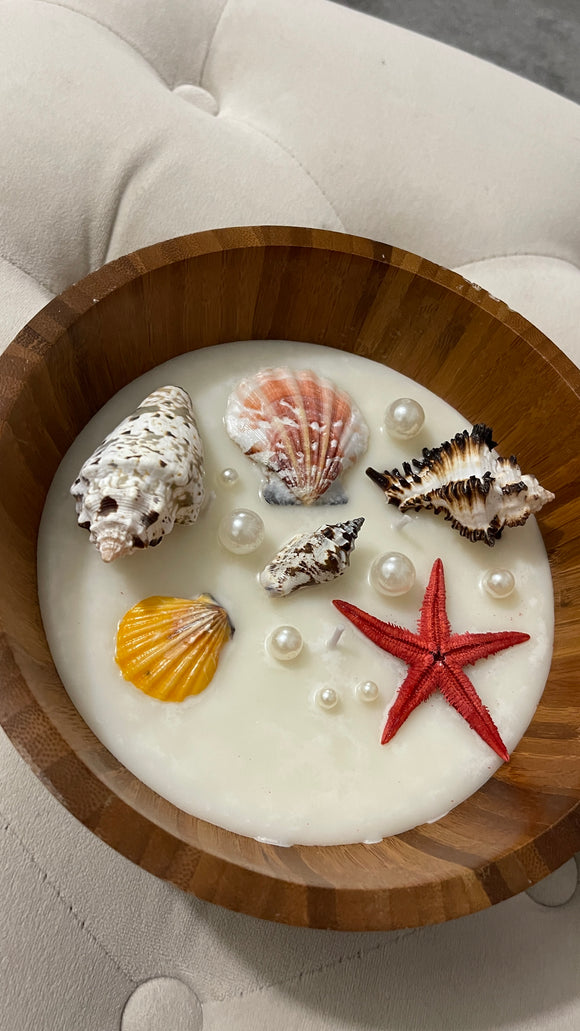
{"left": 1, "top": 225, "right": 579, "bottom": 932}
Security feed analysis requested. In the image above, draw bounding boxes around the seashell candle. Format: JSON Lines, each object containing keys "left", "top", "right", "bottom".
{"left": 71, "top": 385, "right": 205, "bottom": 562}
{"left": 225, "top": 367, "right": 369, "bottom": 505}
{"left": 366, "top": 424, "right": 554, "bottom": 546}
{"left": 259, "top": 518, "right": 364, "bottom": 597}
{"left": 39, "top": 340, "right": 554, "bottom": 847}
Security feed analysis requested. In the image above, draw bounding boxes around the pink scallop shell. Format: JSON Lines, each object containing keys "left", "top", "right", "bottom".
{"left": 225, "top": 367, "right": 369, "bottom": 505}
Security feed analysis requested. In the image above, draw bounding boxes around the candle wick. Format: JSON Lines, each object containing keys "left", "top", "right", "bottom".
{"left": 327, "top": 625, "right": 345, "bottom": 649}
{"left": 393, "top": 513, "right": 413, "bottom": 532}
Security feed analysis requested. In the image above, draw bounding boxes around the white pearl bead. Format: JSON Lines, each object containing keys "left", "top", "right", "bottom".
{"left": 315, "top": 687, "right": 339, "bottom": 710}
{"left": 482, "top": 568, "right": 516, "bottom": 599}
{"left": 218, "top": 509, "right": 264, "bottom": 555}
{"left": 369, "top": 551, "right": 415, "bottom": 596}
{"left": 266, "top": 625, "right": 303, "bottom": 661}
{"left": 356, "top": 680, "right": 379, "bottom": 702}
{"left": 384, "top": 397, "right": 425, "bottom": 439}
{"left": 218, "top": 467, "right": 239, "bottom": 487}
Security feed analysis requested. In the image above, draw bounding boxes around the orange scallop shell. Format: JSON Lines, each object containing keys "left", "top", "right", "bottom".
{"left": 115, "top": 594, "right": 233, "bottom": 702}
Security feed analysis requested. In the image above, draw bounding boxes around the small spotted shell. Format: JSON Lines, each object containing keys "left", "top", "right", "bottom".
{"left": 225, "top": 367, "right": 369, "bottom": 505}
{"left": 115, "top": 594, "right": 234, "bottom": 702}
{"left": 71, "top": 386, "right": 205, "bottom": 561}
{"left": 260, "top": 518, "right": 364, "bottom": 597}
{"left": 367, "top": 424, "right": 554, "bottom": 546}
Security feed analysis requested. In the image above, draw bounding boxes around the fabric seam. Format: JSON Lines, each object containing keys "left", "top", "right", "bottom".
{"left": 0, "top": 811, "right": 138, "bottom": 986}
{"left": 0, "top": 251, "right": 55, "bottom": 296}
{"left": 103, "top": 139, "right": 166, "bottom": 265}
{"left": 33, "top": 0, "right": 170, "bottom": 87}
{"left": 199, "top": 0, "right": 230, "bottom": 89}
{"left": 207, "top": 926, "right": 419, "bottom": 1004}
{"left": 221, "top": 112, "right": 346, "bottom": 231}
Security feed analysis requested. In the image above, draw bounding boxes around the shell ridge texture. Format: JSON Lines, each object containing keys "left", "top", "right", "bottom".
{"left": 115, "top": 595, "right": 233, "bottom": 702}
{"left": 225, "top": 367, "right": 369, "bottom": 506}
{"left": 366, "top": 424, "right": 554, "bottom": 546}
{"left": 71, "top": 386, "right": 205, "bottom": 561}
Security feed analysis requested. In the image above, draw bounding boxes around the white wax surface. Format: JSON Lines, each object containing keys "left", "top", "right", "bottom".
{"left": 37, "top": 341, "right": 554, "bottom": 846}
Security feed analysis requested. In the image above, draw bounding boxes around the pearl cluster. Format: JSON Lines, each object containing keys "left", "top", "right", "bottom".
{"left": 266, "top": 621, "right": 382, "bottom": 711}
{"left": 313, "top": 680, "right": 380, "bottom": 711}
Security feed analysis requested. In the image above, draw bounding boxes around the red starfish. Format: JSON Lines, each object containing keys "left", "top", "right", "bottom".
{"left": 333, "top": 558, "right": 530, "bottom": 761}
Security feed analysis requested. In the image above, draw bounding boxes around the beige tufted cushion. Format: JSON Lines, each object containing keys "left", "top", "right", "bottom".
{"left": 1, "top": 2, "right": 579, "bottom": 1029}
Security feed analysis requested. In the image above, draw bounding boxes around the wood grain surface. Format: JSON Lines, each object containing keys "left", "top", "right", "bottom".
{"left": 0, "top": 226, "right": 579, "bottom": 931}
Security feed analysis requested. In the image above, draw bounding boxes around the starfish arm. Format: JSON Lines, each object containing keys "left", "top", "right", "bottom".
{"left": 436, "top": 662, "right": 510, "bottom": 761}
{"left": 332, "top": 600, "right": 427, "bottom": 664}
{"left": 381, "top": 659, "right": 438, "bottom": 744}
{"left": 419, "top": 558, "right": 451, "bottom": 650}
{"left": 446, "top": 631, "right": 530, "bottom": 666}
{"left": 335, "top": 559, "right": 526, "bottom": 761}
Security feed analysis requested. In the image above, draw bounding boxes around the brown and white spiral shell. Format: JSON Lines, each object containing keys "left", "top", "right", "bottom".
{"left": 366, "top": 424, "right": 554, "bottom": 546}
{"left": 71, "top": 385, "right": 205, "bottom": 561}
{"left": 225, "top": 367, "right": 369, "bottom": 505}
{"left": 259, "top": 518, "right": 364, "bottom": 597}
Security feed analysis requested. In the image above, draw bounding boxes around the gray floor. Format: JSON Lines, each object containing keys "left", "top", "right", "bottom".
{"left": 337, "top": 0, "right": 580, "bottom": 104}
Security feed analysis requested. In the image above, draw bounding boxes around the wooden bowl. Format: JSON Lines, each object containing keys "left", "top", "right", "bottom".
{"left": 1, "top": 226, "right": 579, "bottom": 932}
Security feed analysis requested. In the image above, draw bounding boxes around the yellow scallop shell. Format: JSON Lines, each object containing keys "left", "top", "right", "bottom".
{"left": 115, "top": 594, "right": 233, "bottom": 702}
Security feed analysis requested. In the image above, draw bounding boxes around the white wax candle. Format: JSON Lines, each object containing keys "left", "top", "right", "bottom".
{"left": 37, "top": 341, "right": 553, "bottom": 846}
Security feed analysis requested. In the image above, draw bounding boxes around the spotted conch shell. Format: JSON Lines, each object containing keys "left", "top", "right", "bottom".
{"left": 225, "top": 367, "right": 369, "bottom": 505}
{"left": 71, "top": 386, "right": 205, "bottom": 561}
{"left": 260, "top": 518, "right": 364, "bottom": 597}
{"left": 366, "top": 424, "right": 554, "bottom": 546}
{"left": 115, "top": 594, "right": 233, "bottom": 702}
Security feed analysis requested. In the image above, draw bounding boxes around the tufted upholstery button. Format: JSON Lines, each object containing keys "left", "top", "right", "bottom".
{"left": 173, "top": 84, "right": 219, "bottom": 115}
{"left": 121, "top": 978, "right": 203, "bottom": 1031}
